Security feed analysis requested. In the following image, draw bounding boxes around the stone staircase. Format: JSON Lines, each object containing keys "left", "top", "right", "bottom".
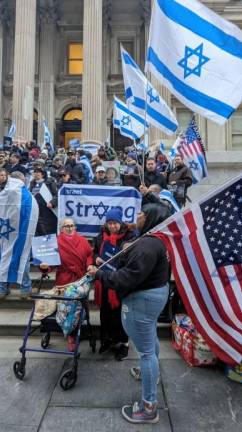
{"left": 0, "top": 266, "right": 171, "bottom": 338}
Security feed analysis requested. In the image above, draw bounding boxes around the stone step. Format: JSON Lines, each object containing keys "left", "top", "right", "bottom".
{"left": 0, "top": 307, "right": 171, "bottom": 338}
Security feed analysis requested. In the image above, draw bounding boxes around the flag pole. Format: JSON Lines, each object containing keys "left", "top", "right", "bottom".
{"left": 142, "top": 79, "right": 149, "bottom": 184}
{"left": 112, "top": 121, "right": 115, "bottom": 150}
{"left": 127, "top": 100, "right": 143, "bottom": 186}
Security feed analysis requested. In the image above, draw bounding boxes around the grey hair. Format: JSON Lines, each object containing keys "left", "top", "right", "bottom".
{"left": 59, "top": 217, "right": 75, "bottom": 229}
{"left": 10, "top": 171, "right": 25, "bottom": 183}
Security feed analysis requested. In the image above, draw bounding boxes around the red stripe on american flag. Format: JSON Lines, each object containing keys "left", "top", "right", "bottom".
{"left": 191, "top": 140, "right": 201, "bottom": 157}
{"left": 160, "top": 232, "right": 239, "bottom": 365}
{"left": 166, "top": 219, "right": 242, "bottom": 362}
{"left": 184, "top": 211, "right": 242, "bottom": 332}
{"left": 218, "top": 266, "right": 242, "bottom": 322}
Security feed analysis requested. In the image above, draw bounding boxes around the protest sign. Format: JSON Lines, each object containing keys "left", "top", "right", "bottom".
{"left": 39, "top": 183, "right": 58, "bottom": 217}
{"left": 102, "top": 160, "right": 121, "bottom": 185}
{"left": 58, "top": 184, "right": 142, "bottom": 237}
{"left": 32, "top": 234, "right": 61, "bottom": 266}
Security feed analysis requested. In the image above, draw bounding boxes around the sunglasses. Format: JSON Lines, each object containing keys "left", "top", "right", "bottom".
{"left": 62, "top": 224, "right": 75, "bottom": 229}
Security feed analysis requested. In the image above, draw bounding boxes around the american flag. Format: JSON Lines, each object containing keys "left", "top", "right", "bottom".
{"left": 178, "top": 118, "right": 208, "bottom": 184}
{"left": 152, "top": 174, "right": 242, "bottom": 365}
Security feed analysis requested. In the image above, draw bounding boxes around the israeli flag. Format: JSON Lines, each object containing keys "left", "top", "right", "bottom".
{"left": 159, "top": 189, "right": 180, "bottom": 213}
{"left": 146, "top": 0, "right": 242, "bottom": 125}
{"left": 78, "top": 155, "right": 94, "bottom": 183}
{"left": 7, "top": 122, "right": 16, "bottom": 139}
{"left": 169, "top": 136, "right": 181, "bottom": 159}
{"left": 159, "top": 142, "right": 166, "bottom": 154}
{"left": 0, "top": 178, "right": 39, "bottom": 284}
{"left": 113, "top": 96, "right": 148, "bottom": 140}
{"left": 121, "top": 46, "right": 178, "bottom": 136}
{"left": 179, "top": 118, "right": 208, "bottom": 184}
{"left": 43, "top": 120, "right": 54, "bottom": 151}
{"left": 136, "top": 132, "right": 149, "bottom": 152}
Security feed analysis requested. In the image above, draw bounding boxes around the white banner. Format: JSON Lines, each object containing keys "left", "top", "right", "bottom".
{"left": 58, "top": 184, "right": 142, "bottom": 237}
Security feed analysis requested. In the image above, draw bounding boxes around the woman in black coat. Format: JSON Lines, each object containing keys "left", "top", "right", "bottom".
{"left": 88, "top": 204, "right": 170, "bottom": 425}
{"left": 29, "top": 168, "right": 58, "bottom": 236}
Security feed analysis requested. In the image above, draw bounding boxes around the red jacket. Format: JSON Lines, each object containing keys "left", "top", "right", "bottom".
{"left": 55, "top": 232, "right": 93, "bottom": 286}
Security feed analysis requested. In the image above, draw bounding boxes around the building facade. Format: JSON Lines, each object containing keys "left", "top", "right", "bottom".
{"left": 0, "top": 0, "right": 242, "bottom": 195}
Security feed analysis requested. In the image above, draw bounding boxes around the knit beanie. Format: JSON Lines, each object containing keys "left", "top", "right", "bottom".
{"left": 127, "top": 152, "right": 137, "bottom": 160}
{"left": 106, "top": 208, "right": 123, "bottom": 224}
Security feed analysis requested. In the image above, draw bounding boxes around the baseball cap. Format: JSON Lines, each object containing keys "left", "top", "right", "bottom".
{"left": 96, "top": 165, "right": 106, "bottom": 173}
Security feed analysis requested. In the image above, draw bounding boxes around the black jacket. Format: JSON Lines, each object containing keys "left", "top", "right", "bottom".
{"left": 92, "top": 177, "right": 108, "bottom": 186}
{"left": 5, "top": 163, "right": 27, "bottom": 175}
{"left": 96, "top": 235, "right": 169, "bottom": 299}
{"left": 65, "top": 160, "right": 85, "bottom": 184}
{"left": 144, "top": 170, "right": 167, "bottom": 189}
{"left": 29, "top": 177, "right": 58, "bottom": 236}
{"left": 93, "top": 224, "right": 137, "bottom": 263}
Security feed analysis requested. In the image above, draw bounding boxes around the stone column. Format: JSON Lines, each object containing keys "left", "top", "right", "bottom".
{"left": 38, "top": 6, "right": 57, "bottom": 145}
{"left": 102, "top": 0, "right": 111, "bottom": 142}
{"left": 0, "top": 0, "right": 8, "bottom": 139}
{"left": 82, "top": 0, "right": 103, "bottom": 143}
{"left": 12, "top": 0, "right": 36, "bottom": 142}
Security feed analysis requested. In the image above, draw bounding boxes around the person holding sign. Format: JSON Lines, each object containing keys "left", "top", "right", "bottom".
{"left": 93, "top": 208, "right": 137, "bottom": 361}
{"left": 29, "top": 168, "right": 58, "bottom": 236}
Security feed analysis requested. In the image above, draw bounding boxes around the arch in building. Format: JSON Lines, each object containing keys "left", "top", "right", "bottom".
{"left": 58, "top": 107, "right": 82, "bottom": 148}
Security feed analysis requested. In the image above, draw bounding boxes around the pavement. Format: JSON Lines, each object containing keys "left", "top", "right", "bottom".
{"left": 0, "top": 336, "right": 241, "bottom": 432}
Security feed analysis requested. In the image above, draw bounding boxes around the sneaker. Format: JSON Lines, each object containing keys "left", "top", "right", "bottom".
{"left": 130, "top": 366, "right": 142, "bottom": 380}
{"left": 130, "top": 366, "right": 160, "bottom": 384}
{"left": 99, "top": 340, "right": 112, "bottom": 354}
{"left": 67, "top": 335, "right": 76, "bottom": 352}
{"left": 114, "top": 344, "right": 129, "bottom": 361}
{"left": 122, "top": 401, "right": 159, "bottom": 424}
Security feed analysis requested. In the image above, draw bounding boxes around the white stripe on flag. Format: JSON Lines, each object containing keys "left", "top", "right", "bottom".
{"left": 167, "top": 227, "right": 242, "bottom": 364}
{"left": 121, "top": 46, "right": 178, "bottom": 135}
{"left": 146, "top": 0, "right": 242, "bottom": 124}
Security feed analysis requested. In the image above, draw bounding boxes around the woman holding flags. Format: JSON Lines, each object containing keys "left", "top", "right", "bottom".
{"left": 88, "top": 203, "right": 170, "bottom": 425}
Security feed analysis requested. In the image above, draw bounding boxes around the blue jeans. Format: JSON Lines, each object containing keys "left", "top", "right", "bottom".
{"left": 121, "top": 285, "right": 169, "bottom": 404}
{"left": 0, "top": 257, "right": 32, "bottom": 294}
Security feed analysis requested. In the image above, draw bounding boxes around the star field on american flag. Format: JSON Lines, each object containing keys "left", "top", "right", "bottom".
{"left": 201, "top": 179, "right": 242, "bottom": 268}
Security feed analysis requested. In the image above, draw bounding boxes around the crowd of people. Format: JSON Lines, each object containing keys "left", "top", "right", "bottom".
{"left": 0, "top": 139, "right": 192, "bottom": 205}
{"left": 0, "top": 138, "right": 193, "bottom": 425}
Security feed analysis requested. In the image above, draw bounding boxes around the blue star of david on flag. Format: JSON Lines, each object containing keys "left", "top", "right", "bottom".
{"left": 189, "top": 160, "right": 199, "bottom": 170}
{"left": 93, "top": 201, "right": 109, "bottom": 220}
{"left": 147, "top": 86, "right": 160, "bottom": 104}
{"left": 121, "top": 115, "right": 131, "bottom": 126}
{"left": 0, "top": 218, "right": 15, "bottom": 240}
{"left": 178, "top": 43, "right": 210, "bottom": 79}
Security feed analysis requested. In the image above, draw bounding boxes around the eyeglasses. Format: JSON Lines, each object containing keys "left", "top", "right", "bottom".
{"left": 62, "top": 224, "right": 75, "bottom": 229}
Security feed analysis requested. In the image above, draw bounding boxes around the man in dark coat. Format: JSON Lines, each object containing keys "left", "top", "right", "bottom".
{"left": 167, "top": 155, "right": 192, "bottom": 207}
{"left": 144, "top": 157, "right": 167, "bottom": 189}
{"left": 65, "top": 151, "right": 85, "bottom": 184}
{"left": 5, "top": 153, "right": 27, "bottom": 176}
{"left": 92, "top": 165, "right": 108, "bottom": 185}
